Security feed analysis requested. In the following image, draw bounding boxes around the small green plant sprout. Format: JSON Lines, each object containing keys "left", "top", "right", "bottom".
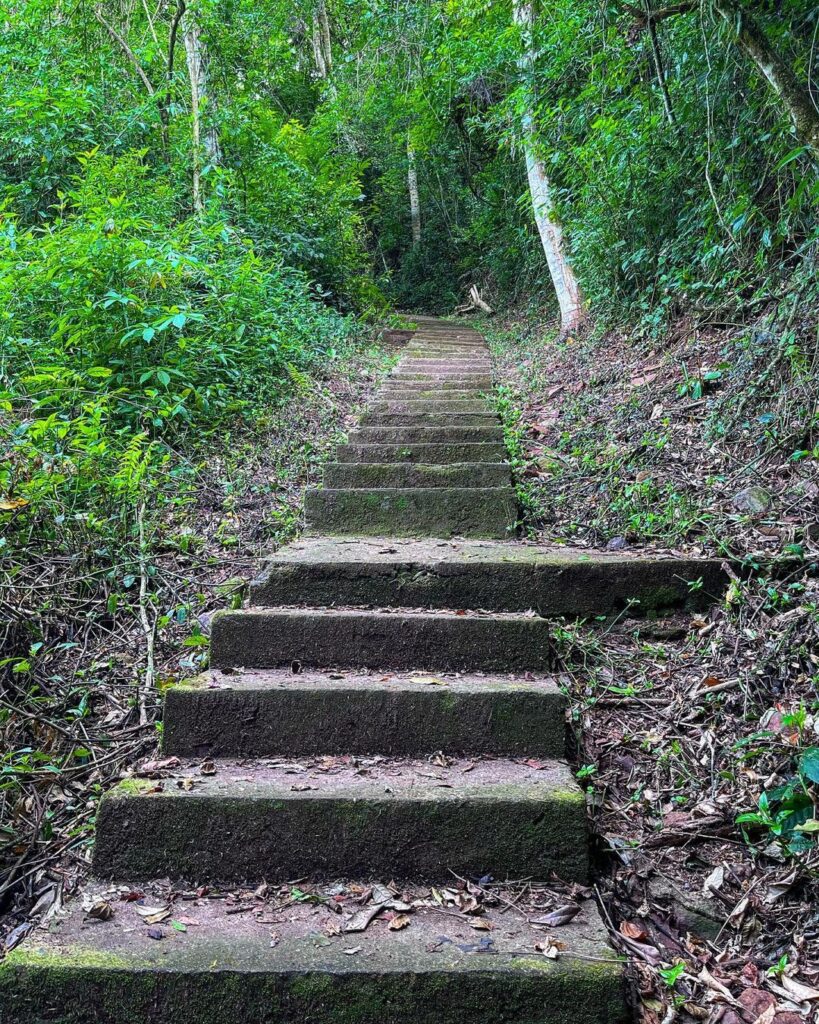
{"left": 677, "top": 363, "right": 727, "bottom": 400}
{"left": 686, "top": 576, "right": 704, "bottom": 592}
{"left": 736, "top": 774, "right": 816, "bottom": 856}
{"left": 766, "top": 955, "right": 789, "bottom": 979}
{"left": 182, "top": 623, "right": 209, "bottom": 649}
{"left": 576, "top": 764, "right": 597, "bottom": 780}
{"left": 658, "top": 962, "right": 686, "bottom": 988}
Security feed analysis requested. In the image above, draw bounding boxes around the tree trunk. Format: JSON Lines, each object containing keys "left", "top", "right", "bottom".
{"left": 513, "top": 0, "right": 585, "bottom": 335}
{"left": 645, "top": 2, "right": 677, "bottom": 127}
{"left": 407, "top": 138, "right": 422, "bottom": 247}
{"left": 713, "top": 0, "right": 819, "bottom": 160}
{"left": 184, "top": 12, "right": 221, "bottom": 214}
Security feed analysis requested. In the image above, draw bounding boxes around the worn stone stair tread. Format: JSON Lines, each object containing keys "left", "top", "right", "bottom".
{"left": 380, "top": 379, "right": 492, "bottom": 391}
{"left": 251, "top": 535, "right": 728, "bottom": 613}
{"left": 91, "top": 756, "right": 588, "bottom": 882}
{"left": 1, "top": 887, "right": 624, "bottom": 1024}
{"left": 323, "top": 462, "right": 511, "bottom": 489}
{"left": 304, "top": 486, "right": 516, "bottom": 538}
{"left": 374, "top": 390, "right": 490, "bottom": 401}
{"left": 347, "top": 427, "right": 505, "bottom": 443}
{"left": 334, "top": 442, "right": 508, "bottom": 465}
{"left": 210, "top": 607, "right": 554, "bottom": 672}
{"left": 359, "top": 412, "right": 500, "bottom": 427}
{"left": 368, "top": 400, "right": 493, "bottom": 411}
{"left": 162, "top": 668, "right": 566, "bottom": 758}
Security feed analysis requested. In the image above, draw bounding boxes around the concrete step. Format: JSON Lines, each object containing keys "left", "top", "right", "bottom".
{"left": 162, "top": 669, "right": 566, "bottom": 758}
{"left": 334, "top": 442, "right": 508, "bottom": 464}
{"left": 359, "top": 412, "right": 499, "bottom": 428}
{"left": 367, "top": 400, "right": 494, "bottom": 414}
{"left": 381, "top": 380, "right": 492, "bottom": 391}
{"left": 91, "top": 756, "right": 588, "bottom": 882}
{"left": 375, "top": 390, "right": 489, "bottom": 401}
{"left": 348, "top": 426, "right": 504, "bottom": 444}
{"left": 390, "top": 373, "right": 492, "bottom": 383}
{"left": 251, "top": 536, "right": 729, "bottom": 614}
{"left": 210, "top": 608, "right": 553, "bottom": 673}
{"left": 2, "top": 882, "right": 624, "bottom": 1024}
{"left": 398, "top": 361, "right": 492, "bottom": 371}
{"left": 323, "top": 463, "right": 511, "bottom": 489}
{"left": 405, "top": 348, "right": 488, "bottom": 356}
{"left": 304, "top": 486, "right": 516, "bottom": 537}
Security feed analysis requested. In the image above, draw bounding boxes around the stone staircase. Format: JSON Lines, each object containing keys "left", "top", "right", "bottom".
{"left": 2, "top": 319, "right": 727, "bottom": 1023}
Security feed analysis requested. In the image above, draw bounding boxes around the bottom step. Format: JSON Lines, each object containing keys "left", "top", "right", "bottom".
{"left": 2, "top": 881, "right": 625, "bottom": 1024}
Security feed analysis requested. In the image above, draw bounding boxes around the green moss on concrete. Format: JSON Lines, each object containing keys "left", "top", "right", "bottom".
{"left": 1, "top": 958, "right": 627, "bottom": 1024}
{"left": 112, "top": 778, "right": 157, "bottom": 796}
{"left": 1, "top": 947, "right": 133, "bottom": 971}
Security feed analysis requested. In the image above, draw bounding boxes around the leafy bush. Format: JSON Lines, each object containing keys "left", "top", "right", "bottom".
{"left": 0, "top": 150, "right": 359, "bottom": 557}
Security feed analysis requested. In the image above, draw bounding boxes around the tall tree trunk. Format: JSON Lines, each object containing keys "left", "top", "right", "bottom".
{"left": 645, "top": 2, "right": 677, "bottom": 127}
{"left": 713, "top": 0, "right": 819, "bottom": 159}
{"left": 513, "top": 0, "right": 584, "bottom": 335}
{"left": 311, "top": 7, "right": 328, "bottom": 79}
{"left": 184, "top": 11, "right": 221, "bottom": 214}
{"left": 407, "top": 139, "right": 422, "bottom": 247}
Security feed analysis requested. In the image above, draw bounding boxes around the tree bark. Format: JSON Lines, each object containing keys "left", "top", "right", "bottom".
{"left": 513, "top": 0, "right": 585, "bottom": 335}
{"left": 407, "top": 138, "right": 422, "bottom": 247}
{"left": 713, "top": 0, "right": 819, "bottom": 159}
{"left": 645, "top": 2, "right": 677, "bottom": 127}
{"left": 183, "top": 11, "right": 221, "bottom": 214}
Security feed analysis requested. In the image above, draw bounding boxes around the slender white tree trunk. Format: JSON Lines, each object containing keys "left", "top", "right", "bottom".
{"left": 184, "top": 12, "right": 221, "bottom": 214}
{"left": 713, "top": 0, "right": 819, "bottom": 159}
{"left": 407, "top": 138, "right": 422, "bottom": 247}
{"left": 513, "top": 0, "right": 584, "bottom": 334}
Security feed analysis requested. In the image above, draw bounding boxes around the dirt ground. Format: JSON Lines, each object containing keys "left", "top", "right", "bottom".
{"left": 488, "top": 310, "right": 819, "bottom": 1023}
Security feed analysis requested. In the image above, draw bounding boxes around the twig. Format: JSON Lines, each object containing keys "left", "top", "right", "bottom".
{"left": 137, "top": 501, "right": 157, "bottom": 727}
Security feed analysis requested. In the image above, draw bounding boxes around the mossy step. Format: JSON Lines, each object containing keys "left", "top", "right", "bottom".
{"left": 334, "top": 442, "right": 508, "bottom": 464}
{"left": 380, "top": 380, "right": 492, "bottom": 391}
{"left": 209, "top": 608, "right": 554, "bottom": 672}
{"left": 91, "top": 757, "right": 588, "bottom": 882}
{"left": 359, "top": 412, "right": 499, "bottom": 427}
{"left": 251, "top": 536, "right": 729, "bottom": 615}
{"left": 397, "top": 361, "right": 492, "bottom": 370}
{"left": 404, "top": 349, "right": 489, "bottom": 358}
{"left": 323, "top": 462, "right": 511, "bottom": 489}
{"left": 348, "top": 426, "right": 504, "bottom": 444}
{"left": 162, "top": 669, "right": 566, "bottom": 758}
{"left": 1, "top": 885, "right": 625, "bottom": 1024}
{"left": 367, "top": 400, "right": 494, "bottom": 413}
{"left": 304, "top": 486, "right": 516, "bottom": 538}
{"left": 375, "top": 390, "right": 490, "bottom": 401}
{"left": 390, "top": 373, "right": 492, "bottom": 383}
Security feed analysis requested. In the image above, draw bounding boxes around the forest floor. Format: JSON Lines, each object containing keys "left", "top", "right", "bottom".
{"left": 486, "top": 310, "right": 819, "bottom": 1024}
{"left": 0, "top": 335, "right": 395, "bottom": 950}
{"left": 3, "top": 310, "right": 817, "bottom": 1024}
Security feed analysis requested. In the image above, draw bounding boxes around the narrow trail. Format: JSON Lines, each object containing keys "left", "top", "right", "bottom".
{"left": 3, "top": 319, "right": 727, "bottom": 1023}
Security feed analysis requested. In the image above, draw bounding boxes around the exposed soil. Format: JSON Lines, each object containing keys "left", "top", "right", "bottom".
{"left": 488, "top": 311, "right": 819, "bottom": 1024}
{"left": 0, "top": 339, "right": 394, "bottom": 942}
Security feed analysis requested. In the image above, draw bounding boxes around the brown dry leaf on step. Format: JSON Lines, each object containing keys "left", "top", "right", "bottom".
{"left": 469, "top": 919, "right": 493, "bottom": 931}
{"left": 534, "top": 936, "right": 565, "bottom": 959}
{"left": 531, "top": 904, "right": 581, "bottom": 927}
{"left": 343, "top": 905, "right": 382, "bottom": 933}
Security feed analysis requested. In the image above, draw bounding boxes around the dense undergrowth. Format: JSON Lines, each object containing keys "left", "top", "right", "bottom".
{"left": 1, "top": 326, "right": 392, "bottom": 932}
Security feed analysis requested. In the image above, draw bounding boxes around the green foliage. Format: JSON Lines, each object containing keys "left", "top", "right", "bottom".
{"left": 0, "top": 146, "right": 360, "bottom": 564}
